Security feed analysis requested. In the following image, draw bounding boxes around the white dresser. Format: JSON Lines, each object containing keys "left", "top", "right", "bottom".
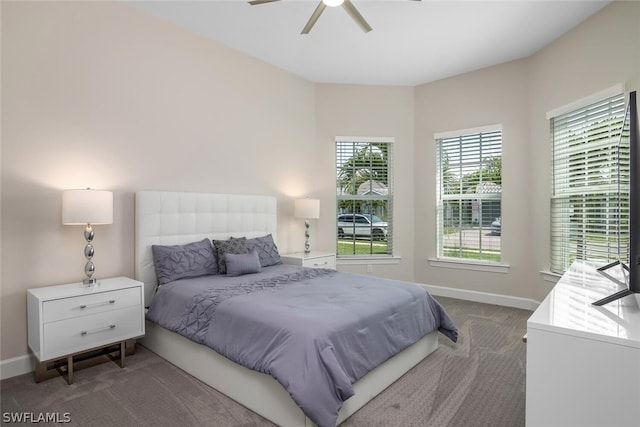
{"left": 27, "top": 276, "right": 145, "bottom": 383}
{"left": 281, "top": 252, "right": 336, "bottom": 270}
{"left": 526, "top": 260, "right": 640, "bottom": 427}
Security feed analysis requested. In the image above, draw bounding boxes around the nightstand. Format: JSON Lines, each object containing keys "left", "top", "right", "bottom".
{"left": 281, "top": 252, "right": 336, "bottom": 270}
{"left": 27, "top": 276, "right": 145, "bottom": 384}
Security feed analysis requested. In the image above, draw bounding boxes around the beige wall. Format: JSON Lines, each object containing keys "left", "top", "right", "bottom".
{"left": 2, "top": 0, "right": 639, "bottom": 365}
{"left": 413, "top": 59, "right": 533, "bottom": 298}
{"left": 314, "top": 84, "right": 416, "bottom": 281}
{"left": 528, "top": 0, "right": 640, "bottom": 301}
{"left": 1, "top": 1, "right": 316, "bottom": 361}
{"left": 413, "top": 1, "right": 639, "bottom": 302}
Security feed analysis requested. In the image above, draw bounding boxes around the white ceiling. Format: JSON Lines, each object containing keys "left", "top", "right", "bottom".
{"left": 126, "top": 0, "right": 610, "bottom": 86}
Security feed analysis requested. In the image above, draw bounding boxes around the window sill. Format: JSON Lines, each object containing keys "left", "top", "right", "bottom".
{"left": 428, "top": 258, "right": 510, "bottom": 274}
{"left": 337, "top": 256, "right": 401, "bottom": 266}
{"left": 539, "top": 270, "right": 561, "bottom": 283}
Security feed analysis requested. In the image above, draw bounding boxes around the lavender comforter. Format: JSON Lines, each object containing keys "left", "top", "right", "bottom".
{"left": 146, "top": 264, "right": 457, "bottom": 427}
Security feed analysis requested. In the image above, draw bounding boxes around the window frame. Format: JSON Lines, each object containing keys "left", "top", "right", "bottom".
{"left": 335, "top": 136, "right": 394, "bottom": 258}
{"left": 549, "top": 91, "right": 628, "bottom": 275}
{"left": 434, "top": 124, "right": 503, "bottom": 265}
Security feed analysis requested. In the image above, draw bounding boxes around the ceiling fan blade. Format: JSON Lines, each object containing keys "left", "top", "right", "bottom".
{"left": 342, "top": 0, "right": 372, "bottom": 33}
{"left": 248, "top": 0, "right": 280, "bottom": 5}
{"left": 301, "top": 2, "right": 327, "bottom": 35}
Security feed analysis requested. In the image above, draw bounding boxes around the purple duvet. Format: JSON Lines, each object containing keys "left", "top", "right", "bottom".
{"left": 146, "top": 264, "right": 457, "bottom": 427}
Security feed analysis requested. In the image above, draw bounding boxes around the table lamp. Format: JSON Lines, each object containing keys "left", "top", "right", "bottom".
{"left": 295, "top": 198, "right": 320, "bottom": 254}
{"left": 62, "top": 188, "right": 113, "bottom": 285}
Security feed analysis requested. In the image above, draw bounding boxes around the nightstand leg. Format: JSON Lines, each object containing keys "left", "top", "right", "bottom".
{"left": 119, "top": 341, "right": 125, "bottom": 368}
{"left": 34, "top": 360, "right": 47, "bottom": 383}
{"left": 66, "top": 355, "right": 73, "bottom": 385}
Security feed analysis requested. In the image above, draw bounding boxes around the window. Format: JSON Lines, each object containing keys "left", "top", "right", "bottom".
{"left": 336, "top": 137, "right": 393, "bottom": 256}
{"left": 550, "top": 93, "right": 627, "bottom": 274}
{"left": 435, "top": 125, "right": 502, "bottom": 262}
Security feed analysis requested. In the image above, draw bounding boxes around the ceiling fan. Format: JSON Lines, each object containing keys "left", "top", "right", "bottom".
{"left": 248, "top": 0, "right": 376, "bottom": 34}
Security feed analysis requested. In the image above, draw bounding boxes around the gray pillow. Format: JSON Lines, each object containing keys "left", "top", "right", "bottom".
{"left": 152, "top": 238, "right": 217, "bottom": 285}
{"left": 246, "top": 234, "right": 282, "bottom": 267}
{"left": 225, "top": 249, "right": 261, "bottom": 277}
{"left": 213, "top": 237, "right": 247, "bottom": 274}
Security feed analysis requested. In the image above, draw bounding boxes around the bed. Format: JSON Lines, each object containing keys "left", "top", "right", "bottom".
{"left": 135, "top": 191, "right": 457, "bottom": 427}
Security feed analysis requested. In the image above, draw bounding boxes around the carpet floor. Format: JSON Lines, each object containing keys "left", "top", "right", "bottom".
{"left": 1, "top": 297, "right": 531, "bottom": 427}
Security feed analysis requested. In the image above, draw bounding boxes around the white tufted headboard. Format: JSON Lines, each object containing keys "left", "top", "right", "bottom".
{"left": 135, "top": 191, "right": 278, "bottom": 306}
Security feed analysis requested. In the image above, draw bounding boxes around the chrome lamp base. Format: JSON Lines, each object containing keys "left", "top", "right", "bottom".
{"left": 82, "top": 224, "right": 97, "bottom": 286}
{"left": 304, "top": 218, "right": 311, "bottom": 254}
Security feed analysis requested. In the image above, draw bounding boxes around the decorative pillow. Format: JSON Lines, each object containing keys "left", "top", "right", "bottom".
{"left": 152, "top": 238, "right": 217, "bottom": 286}
{"left": 225, "top": 249, "right": 262, "bottom": 277}
{"left": 246, "top": 234, "right": 282, "bottom": 267}
{"left": 213, "top": 237, "right": 247, "bottom": 274}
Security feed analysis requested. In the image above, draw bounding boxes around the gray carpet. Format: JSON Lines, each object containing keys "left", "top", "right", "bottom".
{"left": 1, "top": 297, "right": 531, "bottom": 427}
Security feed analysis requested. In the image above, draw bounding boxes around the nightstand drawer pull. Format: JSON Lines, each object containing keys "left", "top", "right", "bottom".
{"left": 80, "top": 324, "right": 116, "bottom": 336}
{"left": 79, "top": 300, "right": 115, "bottom": 309}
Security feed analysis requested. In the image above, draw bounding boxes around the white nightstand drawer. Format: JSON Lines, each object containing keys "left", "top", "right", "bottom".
{"left": 305, "top": 255, "right": 336, "bottom": 269}
{"left": 43, "top": 305, "right": 143, "bottom": 361}
{"left": 43, "top": 287, "right": 141, "bottom": 323}
{"left": 281, "top": 252, "right": 337, "bottom": 270}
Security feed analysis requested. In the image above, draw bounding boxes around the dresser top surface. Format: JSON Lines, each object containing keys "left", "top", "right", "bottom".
{"left": 528, "top": 260, "right": 640, "bottom": 347}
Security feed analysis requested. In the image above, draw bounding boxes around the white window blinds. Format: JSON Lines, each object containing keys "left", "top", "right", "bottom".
{"left": 436, "top": 126, "right": 502, "bottom": 262}
{"left": 550, "top": 93, "right": 628, "bottom": 273}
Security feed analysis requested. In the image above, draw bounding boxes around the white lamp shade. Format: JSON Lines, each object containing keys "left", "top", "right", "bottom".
{"left": 295, "top": 198, "right": 320, "bottom": 219}
{"left": 62, "top": 189, "right": 113, "bottom": 225}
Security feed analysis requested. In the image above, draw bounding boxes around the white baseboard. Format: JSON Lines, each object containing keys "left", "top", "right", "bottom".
{"left": 422, "top": 283, "right": 540, "bottom": 311}
{"left": 1, "top": 354, "right": 33, "bottom": 380}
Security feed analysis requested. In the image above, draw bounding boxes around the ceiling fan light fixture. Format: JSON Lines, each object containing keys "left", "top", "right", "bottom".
{"left": 322, "top": 0, "right": 344, "bottom": 7}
